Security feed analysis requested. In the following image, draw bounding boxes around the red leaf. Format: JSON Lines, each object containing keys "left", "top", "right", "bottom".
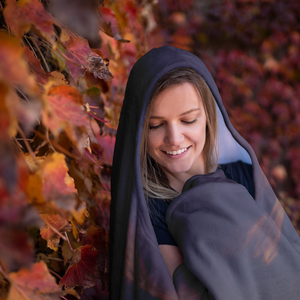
{"left": 100, "top": 7, "right": 129, "bottom": 42}
{"left": 81, "top": 225, "right": 108, "bottom": 252}
{"left": 23, "top": 47, "right": 50, "bottom": 85}
{"left": 4, "top": 0, "right": 55, "bottom": 43}
{"left": 60, "top": 245, "right": 99, "bottom": 290}
{"left": 0, "top": 228, "right": 34, "bottom": 272}
{"left": 43, "top": 85, "right": 90, "bottom": 147}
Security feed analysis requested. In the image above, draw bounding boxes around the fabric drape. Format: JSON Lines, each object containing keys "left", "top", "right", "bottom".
{"left": 110, "top": 46, "right": 300, "bottom": 300}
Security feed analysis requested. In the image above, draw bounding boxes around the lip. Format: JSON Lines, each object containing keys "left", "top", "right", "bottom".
{"left": 162, "top": 146, "right": 191, "bottom": 158}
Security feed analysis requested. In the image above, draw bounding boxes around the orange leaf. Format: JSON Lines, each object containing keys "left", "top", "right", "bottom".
{"left": 0, "top": 82, "right": 17, "bottom": 140}
{"left": 0, "top": 33, "right": 36, "bottom": 91}
{"left": 4, "top": 0, "right": 55, "bottom": 44}
{"left": 43, "top": 85, "right": 89, "bottom": 138}
{"left": 60, "top": 245, "right": 99, "bottom": 290}
{"left": 40, "top": 214, "right": 72, "bottom": 251}
{"left": 7, "top": 261, "right": 64, "bottom": 300}
{"left": 41, "top": 153, "right": 77, "bottom": 197}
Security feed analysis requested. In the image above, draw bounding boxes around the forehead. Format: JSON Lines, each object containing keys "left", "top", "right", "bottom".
{"left": 150, "top": 82, "right": 202, "bottom": 114}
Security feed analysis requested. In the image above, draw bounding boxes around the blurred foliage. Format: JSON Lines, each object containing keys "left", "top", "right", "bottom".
{"left": 0, "top": 0, "right": 299, "bottom": 299}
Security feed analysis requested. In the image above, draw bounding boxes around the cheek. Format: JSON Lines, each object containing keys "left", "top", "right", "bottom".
{"left": 147, "top": 132, "right": 157, "bottom": 155}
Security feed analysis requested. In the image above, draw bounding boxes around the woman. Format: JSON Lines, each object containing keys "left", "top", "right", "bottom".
{"left": 110, "top": 46, "right": 300, "bottom": 300}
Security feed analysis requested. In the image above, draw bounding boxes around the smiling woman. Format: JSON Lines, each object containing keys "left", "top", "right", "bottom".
{"left": 141, "top": 68, "right": 218, "bottom": 199}
{"left": 110, "top": 46, "right": 300, "bottom": 300}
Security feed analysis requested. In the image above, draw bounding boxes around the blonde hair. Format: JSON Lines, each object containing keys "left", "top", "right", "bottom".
{"left": 140, "top": 68, "right": 218, "bottom": 203}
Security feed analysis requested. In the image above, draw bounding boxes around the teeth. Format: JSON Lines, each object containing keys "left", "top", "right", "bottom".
{"left": 166, "top": 147, "right": 187, "bottom": 155}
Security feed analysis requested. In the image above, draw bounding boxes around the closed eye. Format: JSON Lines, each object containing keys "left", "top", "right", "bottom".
{"left": 149, "top": 124, "right": 162, "bottom": 130}
{"left": 182, "top": 118, "right": 197, "bottom": 124}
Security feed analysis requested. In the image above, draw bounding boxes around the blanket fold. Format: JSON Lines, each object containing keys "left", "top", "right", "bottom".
{"left": 173, "top": 263, "right": 214, "bottom": 300}
{"left": 166, "top": 171, "right": 300, "bottom": 300}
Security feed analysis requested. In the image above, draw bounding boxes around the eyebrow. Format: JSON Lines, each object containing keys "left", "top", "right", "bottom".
{"left": 149, "top": 108, "right": 201, "bottom": 119}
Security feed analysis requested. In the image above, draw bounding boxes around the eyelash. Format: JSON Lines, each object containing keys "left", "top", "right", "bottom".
{"left": 183, "top": 119, "right": 197, "bottom": 125}
{"left": 149, "top": 119, "right": 197, "bottom": 130}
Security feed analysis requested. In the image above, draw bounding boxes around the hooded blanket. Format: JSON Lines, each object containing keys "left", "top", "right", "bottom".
{"left": 110, "top": 46, "right": 300, "bottom": 300}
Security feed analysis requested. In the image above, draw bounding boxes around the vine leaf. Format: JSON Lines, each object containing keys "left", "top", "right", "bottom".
{"left": 65, "top": 37, "right": 113, "bottom": 82}
{"left": 0, "top": 32, "right": 36, "bottom": 91}
{"left": 7, "top": 261, "right": 64, "bottom": 300}
{"left": 99, "top": 7, "right": 129, "bottom": 42}
{"left": 43, "top": 85, "right": 90, "bottom": 151}
{"left": 0, "top": 82, "right": 18, "bottom": 140}
{"left": 4, "top": 0, "right": 55, "bottom": 44}
{"left": 23, "top": 47, "right": 50, "bottom": 85}
{"left": 59, "top": 245, "right": 99, "bottom": 290}
{"left": 40, "top": 214, "right": 72, "bottom": 251}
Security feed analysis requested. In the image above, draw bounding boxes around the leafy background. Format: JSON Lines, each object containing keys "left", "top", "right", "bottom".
{"left": 0, "top": 0, "right": 299, "bottom": 299}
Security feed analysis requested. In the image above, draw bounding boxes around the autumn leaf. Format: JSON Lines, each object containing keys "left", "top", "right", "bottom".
{"left": 27, "top": 153, "right": 76, "bottom": 207}
{"left": 49, "top": 71, "right": 68, "bottom": 86}
{"left": 81, "top": 225, "right": 108, "bottom": 252}
{"left": 0, "top": 83, "right": 18, "bottom": 140}
{"left": 27, "top": 152, "right": 87, "bottom": 228}
{"left": 60, "top": 245, "right": 99, "bottom": 290}
{"left": 0, "top": 228, "right": 34, "bottom": 272}
{"left": 100, "top": 6, "right": 129, "bottom": 42}
{"left": 42, "top": 85, "right": 90, "bottom": 151}
{"left": 0, "top": 154, "right": 39, "bottom": 223}
{"left": 23, "top": 47, "right": 50, "bottom": 85}
{"left": 4, "top": 0, "right": 55, "bottom": 44}
{"left": 0, "top": 33, "right": 36, "bottom": 91}
{"left": 7, "top": 261, "right": 64, "bottom": 300}
{"left": 92, "top": 132, "right": 115, "bottom": 165}
{"left": 40, "top": 214, "right": 72, "bottom": 251}
{"left": 65, "top": 37, "right": 113, "bottom": 82}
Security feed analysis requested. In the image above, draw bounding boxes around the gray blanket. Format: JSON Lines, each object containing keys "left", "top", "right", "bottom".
{"left": 166, "top": 170, "right": 300, "bottom": 300}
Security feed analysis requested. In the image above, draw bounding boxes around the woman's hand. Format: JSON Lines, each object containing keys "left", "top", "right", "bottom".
{"left": 159, "top": 245, "right": 184, "bottom": 278}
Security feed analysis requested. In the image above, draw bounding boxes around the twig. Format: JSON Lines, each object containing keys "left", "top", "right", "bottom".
{"left": 84, "top": 149, "right": 103, "bottom": 169}
{"left": 54, "top": 31, "right": 64, "bottom": 47}
{"left": 32, "top": 129, "right": 80, "bottom": 160}
{"left": 54, "top": 19, "right": 76, "bottom": 38}
{"left": 23, "top": 35, "right": 37, "bottom": 55}
{"left": 14, "top": 85, "right": 30, "bottom": 103}
{"left": 88, "top": 111, "right": 108, "bottom": 123}
{"left": 44, "top": 220, "right": 67, "bottom": 241}
{"left": 30, "top": 37, "right": 51, "bottom": 73}
{"left": 45, "top": 128, "right": 56, "bottom": 153}
{"left": 56, "top": 47, "right": 82, "bottom": 67}
{"left": 64, "top": 232, "right": 73, "bottom": 252}
{"left": 47, "top": 257, "right": 64, "bottom": 262}
{"left": 18, "top": 125, "right": 38, "bottom": 165}
{"left": 49, "top": 269, "right": 62, "bottom": 280}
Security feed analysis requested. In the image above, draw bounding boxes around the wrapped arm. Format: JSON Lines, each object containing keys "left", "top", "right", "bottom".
{"left": 166, "top": 181, "right": 300, "bottom": 300}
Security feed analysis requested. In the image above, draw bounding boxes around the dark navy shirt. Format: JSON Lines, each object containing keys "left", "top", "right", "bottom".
{"left": 148, "top": 161, "right": 254, "bottom": 246}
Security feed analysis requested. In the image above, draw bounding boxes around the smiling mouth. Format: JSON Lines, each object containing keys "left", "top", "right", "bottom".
{"left": 165, "top": 147, "right": 189, "bottom": 155}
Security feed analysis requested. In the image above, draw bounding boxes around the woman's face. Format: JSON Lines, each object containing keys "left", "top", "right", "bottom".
{"left": 147, "top": 82, "right": 207, "bottom": 179}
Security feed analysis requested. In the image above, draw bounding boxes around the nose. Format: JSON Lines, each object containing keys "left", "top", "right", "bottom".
{"left": 165, "top": 124, "right": 184, "bottom": 146}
